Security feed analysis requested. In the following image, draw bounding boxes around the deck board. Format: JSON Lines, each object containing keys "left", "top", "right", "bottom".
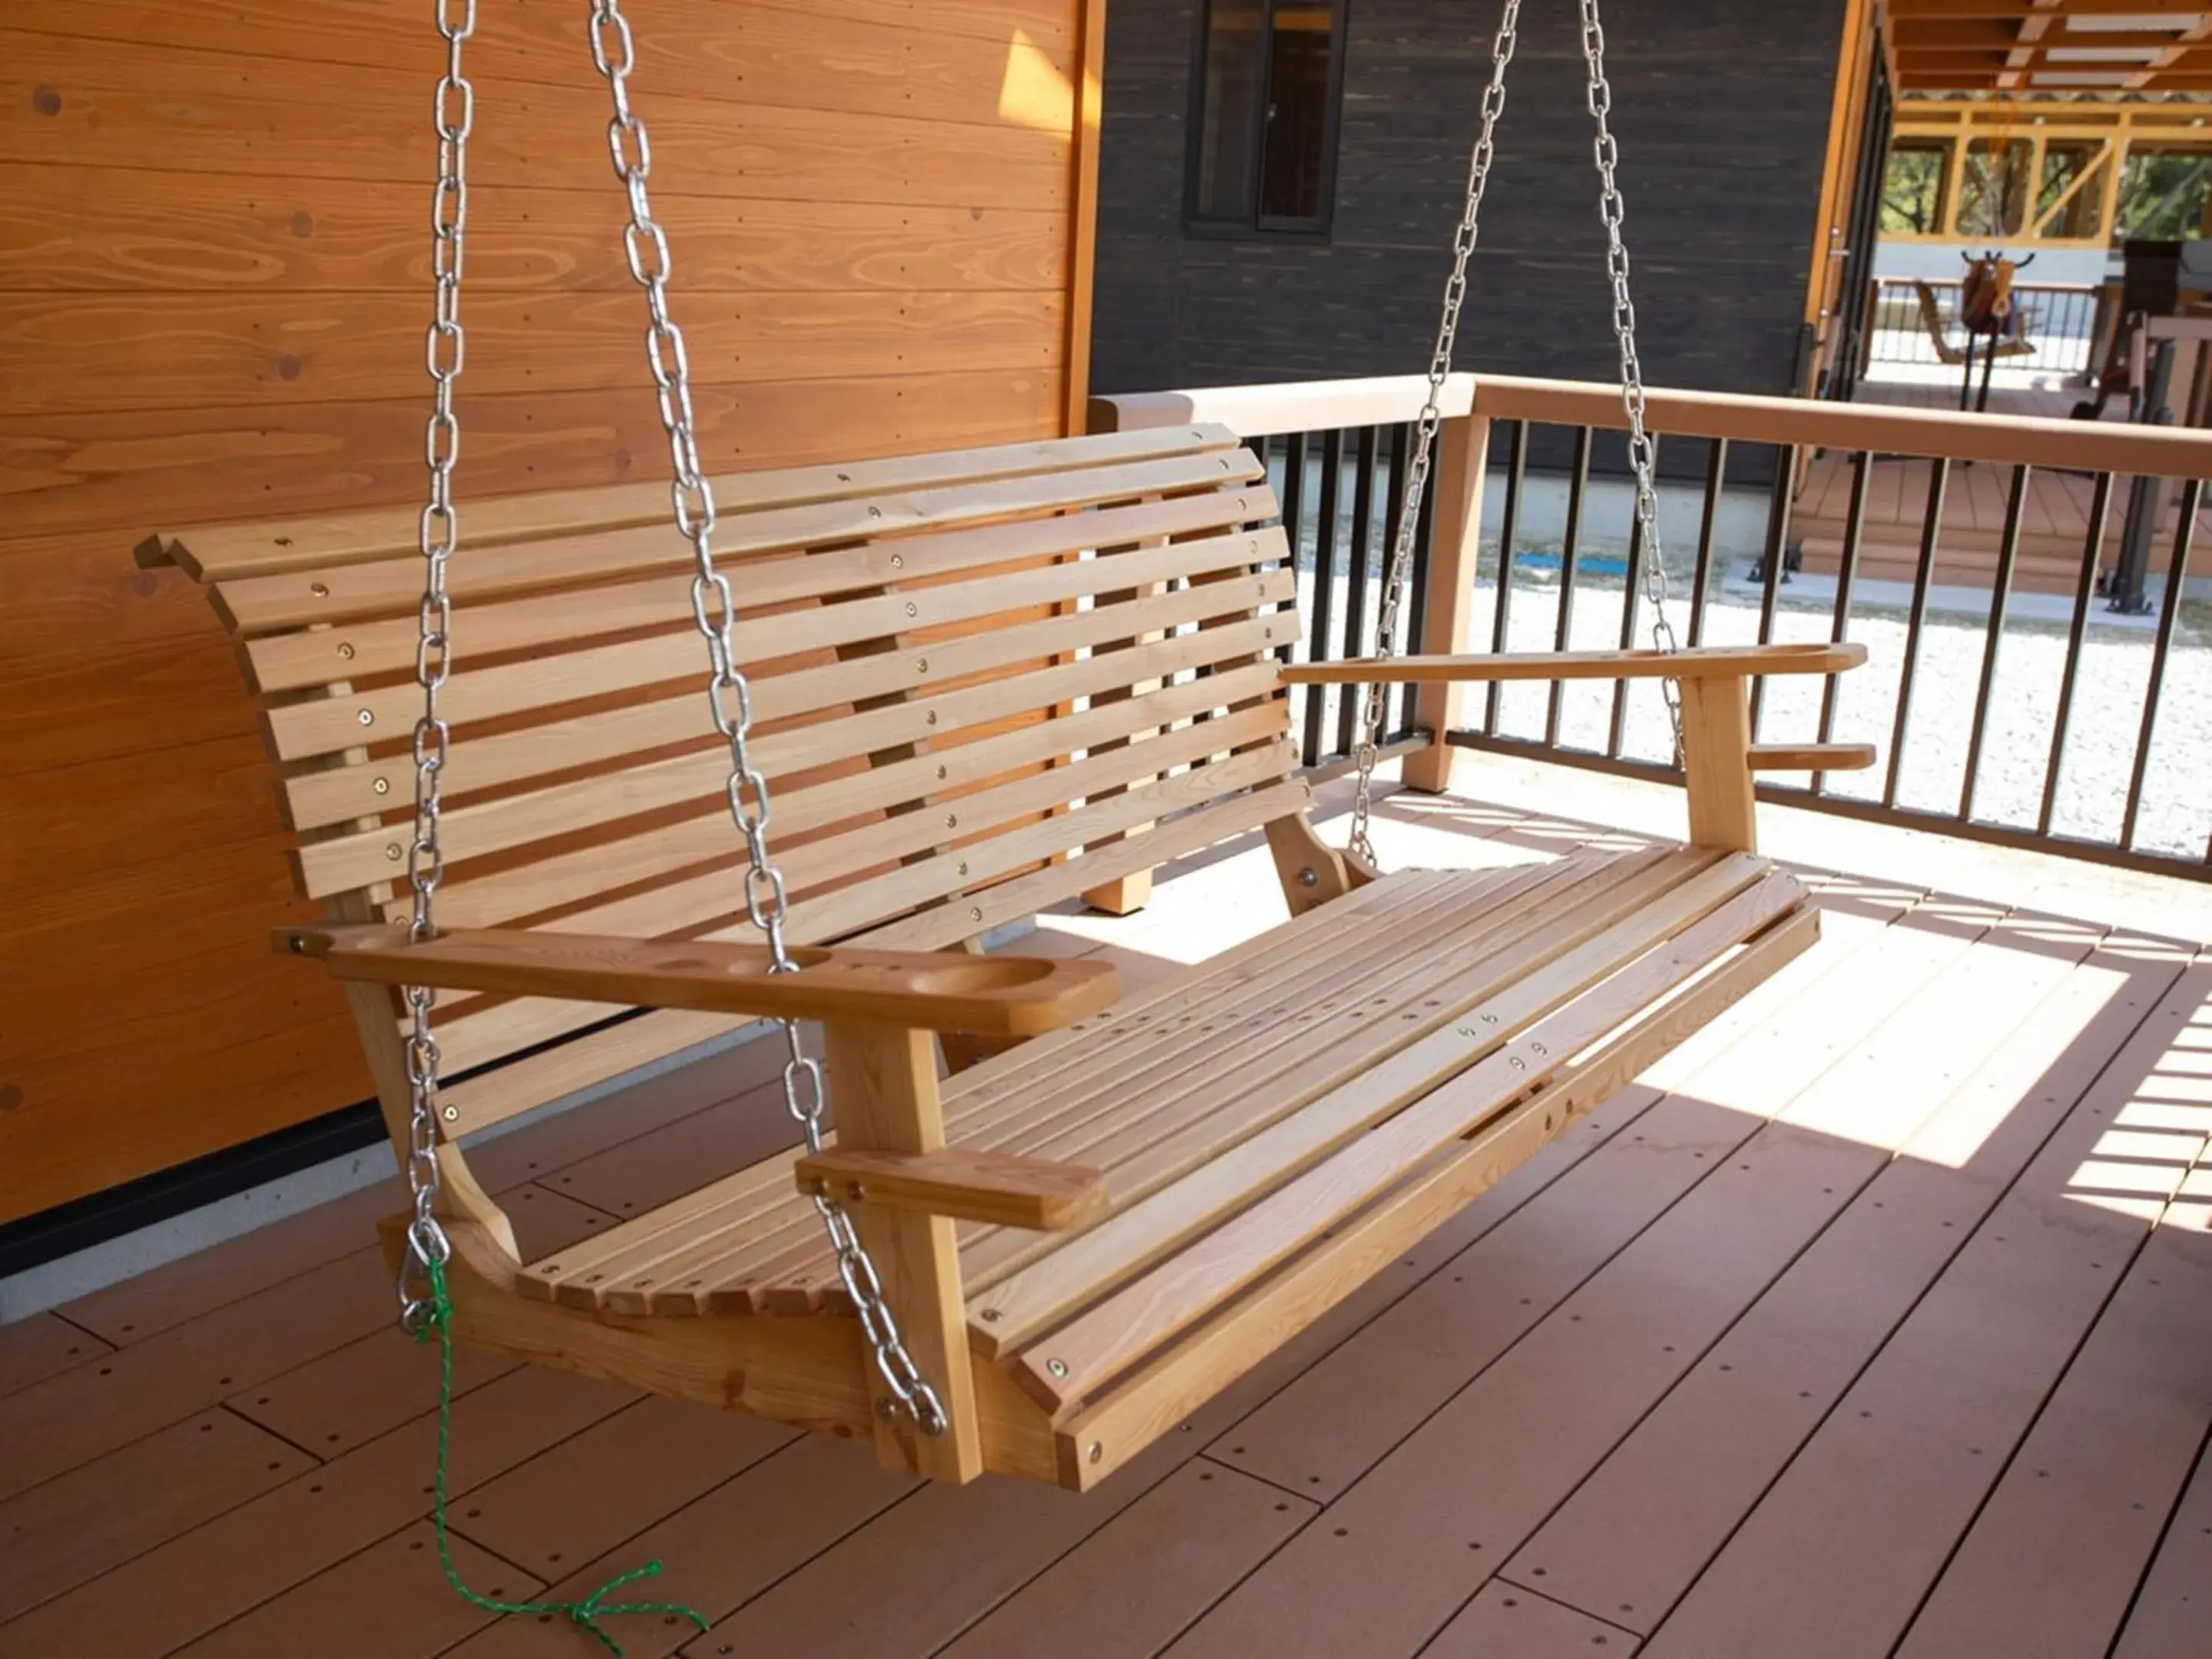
{"left": 0, "top": 1408, "right": 314, "bottom": 1625}
{"left": 2110, "top": 1392, "right": 2212, "bottom": 1658}
{"left": 0, "top": 788, "right": 2207, "bottom": 1659}
{"left": 0, "top": 1366, "right": 630, "bottom": 1658}
{"left": 1426, "top": 1582, "right": 1644, "bottom": 1657}
{"left": 167, "top": 1523, "right": 538, "bottom": 1659}
{"left": 1639, "top": 964, "right": 2212, "bottom": 1659}
{"left": 1507, "top": 935, "right": 2187, "bottom": 1634}
{"left": 445, "top": 1396, "right": 795, "bottom": 1584}
{"left": 0, "top": 1312, "right": 109, "bottom": 1397}
{"left": 1894, "top": 1184, "right": 2212, "bottom": 1657}
{"left": 443, "top": 1435, "right": 914, "bottom": 1659}
{"left": 1159, "top": 896, "right": 2060, "bottom": 1658}
{"left": 935, "top": 1461, "right": 1313, "bottom": 1659}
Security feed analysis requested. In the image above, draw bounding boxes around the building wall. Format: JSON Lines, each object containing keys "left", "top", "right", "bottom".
{"left": 0, "top": 0, "right": 1098, "bottom": 1225}
{"left": 1091, "top": 0, "right": 1849, "bottom": 397}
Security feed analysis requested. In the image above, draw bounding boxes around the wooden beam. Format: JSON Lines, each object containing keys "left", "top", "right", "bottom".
{"left": 1102, "top": 372, "right": 2212, "bottom": 477}
{"left": 823, "top": 1022, "right": 985, "bottom": 1483}
{"left": 1889, "top": 0, "right": 2204, "bottom": 17}
{"left": 1280, "top": 643, "right": 1867, "bottom": 684}
{"left": 1467, "top": 373, "right": 2212, "bottom": 476}
{"left": 1092, "top": 374, "right": 1475, "bottom": 442}
{"left": 1680, "top": 676, "right": 1757, "bottom": 854}
{"left": 1402, "top": 415, "right": 1491, "bottom": 793}
{"left": 1061, "top": 0, "right": 1106, "bottom": 436}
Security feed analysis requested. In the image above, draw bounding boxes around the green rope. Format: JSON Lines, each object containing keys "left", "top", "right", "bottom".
{"left": 412, "top": 1257, "right": 711, "bottom": 1657}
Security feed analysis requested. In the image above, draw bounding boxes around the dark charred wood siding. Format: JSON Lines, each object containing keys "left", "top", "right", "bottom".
{"left": 1092, "top": 0, "right": 1849, "bottom": 396}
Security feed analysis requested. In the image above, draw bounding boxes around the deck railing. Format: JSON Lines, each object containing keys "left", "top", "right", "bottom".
{"left": 1094, "top": 373, "right": 2212, "bottom": 880}
{"left": 1864, "top": 277, "right": 2101, "bottom": 379}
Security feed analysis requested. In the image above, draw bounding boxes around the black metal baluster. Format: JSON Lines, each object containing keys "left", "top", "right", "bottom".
{"left": 1276, "top": 431, "right": 1308, "bottom": 672}
{"left": 1303, "top": 429, "right": 1344, "bottom": 767}
{"left": 2120, "top": 477, "right": 2200, "bottom": 851}
{"left": 2038, "top": 472, "right": 2112, "bottom": 838}
{"left": 1689, "top": 438, "right": 1727, "bottom": 647}
{"left": 1812, "top": 449, "right": 1872, "bottom": 797}
{"left": 1883, "top": 457, "right": 1949, "bottom": 810}
{"left": 1608, "top": 432, "right": 1660, "bottom": 759}
{"left": 1748, "top": 442, "right": 1799, "bottom": 739}
{"left": 1336, "top": 426, "right": 1380, "bottom": 759}
{"left": 1546, "top": 426, "right": 1594, "bottom": 749}
{"left": 1485, "top": 421, "right": 1529, "bottom": 734}
{"left": 1959, "top": 464, "right": 2030, "bottom": 823}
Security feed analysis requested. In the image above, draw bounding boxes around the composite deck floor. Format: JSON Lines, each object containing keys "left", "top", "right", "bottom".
{"left": 4, "top": 788, "right": 2212, "bottom": 1657}
{"left": 1791, "top": 379, "right": 2212, "bottom": 594}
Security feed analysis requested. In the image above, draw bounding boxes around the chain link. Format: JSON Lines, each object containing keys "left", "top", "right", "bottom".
{"left": 396, "top": 0, "right": 478, "bottom": 1336}
{"left": 1350, "top": 0, "right": 1688, "bottom": 864}
{"left": 1579, "top": 0, "right": 1686, "bottom": 765}
{"left": 583, "top": 0, "right": 945, "bottom": 1438}
{"left": 1347, "top": 0, "right": 1521, "bottom": 864}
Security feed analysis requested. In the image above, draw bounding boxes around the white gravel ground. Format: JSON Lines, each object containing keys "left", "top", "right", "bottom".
{"left": 1286, "top": 552, "right": 2210, "bottom": 866}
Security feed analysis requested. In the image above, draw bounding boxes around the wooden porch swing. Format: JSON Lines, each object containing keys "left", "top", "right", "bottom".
{"left": 145, "top": 0, "right": 1873, "bottom": 1495}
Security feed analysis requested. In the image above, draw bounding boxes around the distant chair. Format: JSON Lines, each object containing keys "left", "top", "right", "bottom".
{"left": 1912, "top": 279, "right": 2035, "bottom": 366}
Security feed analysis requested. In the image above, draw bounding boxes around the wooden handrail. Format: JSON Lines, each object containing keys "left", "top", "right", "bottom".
{"left": 1091, "top": 373, "right": 1474, "bottom": 440}
{"left": 1279, "top": 643, "right": 1866, "bottom": 684}
{"left": 1092, "top": 370, "right": 2212, "bottom": 477}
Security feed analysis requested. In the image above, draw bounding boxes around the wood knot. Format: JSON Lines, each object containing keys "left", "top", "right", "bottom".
{"left": 31, "top": 87, "right": 61, "bottom": 117}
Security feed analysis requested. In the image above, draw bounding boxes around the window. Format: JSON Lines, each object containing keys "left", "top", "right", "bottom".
{"left": 1957, "top": 137, "right": 2031, "bottom": 237}
{"left": 1880, "top": 139, "right": 1952, "bottom": 234}
{"left": 2115, "top": 147, "right": 2212, "bottom": 242}
{"left": 1187, "top": 0, "right": 1348, "bottom": 236}
{"left": 2035, "top": 141, "right": 2105, "bottom": 240}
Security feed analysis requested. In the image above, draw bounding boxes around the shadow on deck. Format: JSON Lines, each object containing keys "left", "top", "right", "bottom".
{"left": 1, "top": 780, "right": 2208, "bottom": 1658}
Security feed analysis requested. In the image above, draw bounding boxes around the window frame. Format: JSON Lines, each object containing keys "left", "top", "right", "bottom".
{"left": 1182, "top": 0, "right": 1353, "bottom": 242}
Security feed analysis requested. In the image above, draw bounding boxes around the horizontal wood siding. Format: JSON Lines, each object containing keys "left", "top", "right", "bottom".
{"left": 1090, "top": 0, "right": 1846, "bottom": 396}
{"left": 0, "top": 0, "right": 1093, "bottom": 1225}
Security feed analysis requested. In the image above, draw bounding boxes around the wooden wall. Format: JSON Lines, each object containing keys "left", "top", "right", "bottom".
{"left": 1090, "top": 0, "right": 1848, "bottom": 397}
{"left": 0, "top": 0, "right": 1101, "bottom": 1226}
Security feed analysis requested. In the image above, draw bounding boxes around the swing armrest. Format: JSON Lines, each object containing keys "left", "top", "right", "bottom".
{"left": 794, "top": 1146, "right": 1107, "bottom": 1231}
{"left": 1278, "top": 642, "right": 1866, "bottom": 684}
{"left": 276, "top": 923, "right": 1121, "bottom": 1038}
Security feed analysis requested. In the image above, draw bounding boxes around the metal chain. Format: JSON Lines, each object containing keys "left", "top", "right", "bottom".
{"left": 1346, "top": 0, "right": 1523, "bottom": 864}
{"left": 396, "top": 0, "right": 477, "bottom": 1336}
{"left": 1579, "top": 0, "right": 1687, "bottom": 765}
{"left": 583, "top": 0, "right": 945, "bottom": 1438}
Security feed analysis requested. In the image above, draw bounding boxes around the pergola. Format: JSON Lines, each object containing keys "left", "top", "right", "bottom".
{"left": 1893, "top": 0, "right": 2212, "bottom": 94}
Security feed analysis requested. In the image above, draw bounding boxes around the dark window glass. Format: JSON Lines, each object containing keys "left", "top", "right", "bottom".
{"left": 1189, "top": 0, "right": 1346, "bottom": 235}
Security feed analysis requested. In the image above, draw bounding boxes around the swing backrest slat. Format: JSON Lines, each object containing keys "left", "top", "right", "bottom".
{"left": 153, "top": 425, "right": 1309, "bottom": 1141}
